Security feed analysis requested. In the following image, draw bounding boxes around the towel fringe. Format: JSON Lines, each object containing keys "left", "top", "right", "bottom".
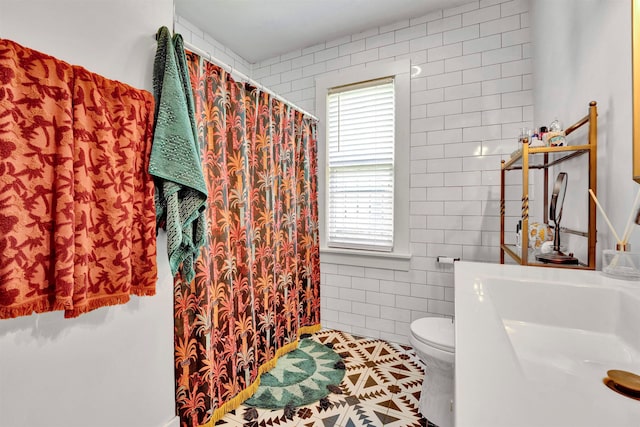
{"left": 0, "top": 289, "right": 156, "bottom": 320}
{"left": 63, "top": 295, "right": 131, "bottom": 318}
{"left": 130, "top": 287, "right": 156, "bottom": 297}
{"left": 0, "top": 298, "right": 53, "bottom": 319}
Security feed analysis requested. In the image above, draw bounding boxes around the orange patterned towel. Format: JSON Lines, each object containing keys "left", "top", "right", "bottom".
{"left": 67, "top": 65, "right": 157, "bottom": 317}
{"left": 0, "top": 38, "right": 157, "bottom": 319}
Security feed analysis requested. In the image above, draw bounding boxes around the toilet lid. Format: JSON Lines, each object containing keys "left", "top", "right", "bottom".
{"left": 410, "top": 317, "right": 455, "bottom": 352}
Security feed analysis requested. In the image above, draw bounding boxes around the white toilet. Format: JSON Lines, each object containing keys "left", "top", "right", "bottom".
{"left": 409, "top": 317, "right": 455, "bottom": 427}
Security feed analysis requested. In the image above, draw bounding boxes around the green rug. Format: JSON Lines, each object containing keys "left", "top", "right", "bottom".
{"left": 245, "top": 338, "right": 345, "bottom": 409}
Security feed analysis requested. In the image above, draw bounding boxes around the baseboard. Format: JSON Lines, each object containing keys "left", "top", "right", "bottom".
{"left": 161, "top": 415, "right": 180, "bottom": 427}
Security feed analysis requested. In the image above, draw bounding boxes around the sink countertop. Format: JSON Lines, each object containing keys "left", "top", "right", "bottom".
{"left": 454, "top": 261, "right": 640, "bottom": 427}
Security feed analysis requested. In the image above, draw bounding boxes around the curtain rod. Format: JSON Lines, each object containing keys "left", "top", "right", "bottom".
{"left": 180, "top": 39, "right": 319, "bottom": 122}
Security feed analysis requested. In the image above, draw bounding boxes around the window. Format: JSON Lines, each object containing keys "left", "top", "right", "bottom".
{"left": 316, "top": 60, "right": 410, "bottom": 269}
{"left": 327, "top": 78, "right": 395, "bottom": 251}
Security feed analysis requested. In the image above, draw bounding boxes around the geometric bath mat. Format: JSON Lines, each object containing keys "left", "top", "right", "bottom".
{"left": 244, "top": 338, "right": 345, "bottom": 409}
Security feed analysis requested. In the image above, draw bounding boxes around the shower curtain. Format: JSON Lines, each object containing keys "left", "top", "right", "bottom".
{"left": 174, "top": 51, "right": 321, "bottom": 426}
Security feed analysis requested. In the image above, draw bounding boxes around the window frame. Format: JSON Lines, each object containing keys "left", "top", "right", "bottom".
{"left": 326, "top": 77, "right": 396, "bottom": 252}
{"left": 315, "top": 60, "right": 411, "bottom": 270}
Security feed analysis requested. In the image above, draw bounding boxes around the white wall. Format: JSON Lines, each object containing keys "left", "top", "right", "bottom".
{"left": 531, "top": 0, "right": 637, "bottom": 262}
{"left": 178, "top": 0, "right": 533, "bottom": 344}
{"left": 0, "top": 2, "right": 177, "bottom": 427}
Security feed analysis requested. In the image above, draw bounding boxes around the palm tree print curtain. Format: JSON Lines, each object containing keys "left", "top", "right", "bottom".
{"left": 174, "top": 52, "right": 321, "bottom": 427}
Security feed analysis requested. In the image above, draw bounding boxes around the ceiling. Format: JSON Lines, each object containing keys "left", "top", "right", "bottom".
{"left": 175, "top": 0, "right": 471, "bottom": 64}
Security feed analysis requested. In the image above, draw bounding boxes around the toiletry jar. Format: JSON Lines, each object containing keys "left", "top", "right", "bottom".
{"left": 528, "top": 222, "right": 552, "bottom": 250}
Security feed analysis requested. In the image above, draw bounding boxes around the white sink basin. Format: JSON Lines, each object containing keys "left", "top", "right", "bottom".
{"left": 455, "top": 262, "right": 640, "bottom": 427}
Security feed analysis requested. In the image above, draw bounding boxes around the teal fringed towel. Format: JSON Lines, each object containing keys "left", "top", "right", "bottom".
{"left": 150, "top": 26, "right": 207, "bottom": 282}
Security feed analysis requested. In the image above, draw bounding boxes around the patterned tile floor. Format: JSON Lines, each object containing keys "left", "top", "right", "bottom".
{"left": 215, "top": 329, "right": 438, "bottom": 427}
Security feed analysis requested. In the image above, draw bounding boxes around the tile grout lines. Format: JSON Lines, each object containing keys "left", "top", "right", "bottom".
{"left": 215, "top": 329, "right": 438, "bottom": 427}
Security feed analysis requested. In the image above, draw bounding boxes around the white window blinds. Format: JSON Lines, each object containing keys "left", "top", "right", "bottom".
{"left": 327, "top": 77, "right": 395, "bottom": 251}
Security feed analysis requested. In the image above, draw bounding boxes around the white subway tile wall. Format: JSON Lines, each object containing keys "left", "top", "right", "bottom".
{"left": 174, "top": 16, "right": 252, "bottom": 77}
{"left": 176, "top": 0, "right": 531, "bottom": 345}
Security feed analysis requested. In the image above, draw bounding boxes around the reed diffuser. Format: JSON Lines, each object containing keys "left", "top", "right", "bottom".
{"left": 590, "top": 188, "right": 640, "bottom": 279}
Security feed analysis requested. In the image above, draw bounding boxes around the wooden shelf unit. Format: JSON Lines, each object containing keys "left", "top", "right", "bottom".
{"left": 499, "top": 101, "right": 597, "bottom": 270}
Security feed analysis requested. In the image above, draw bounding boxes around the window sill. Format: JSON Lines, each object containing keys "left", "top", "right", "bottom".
{"left": 320, "top": 247, "right": 411, "bottom": 271}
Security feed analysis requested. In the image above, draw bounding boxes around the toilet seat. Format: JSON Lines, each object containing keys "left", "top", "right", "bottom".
{"left": 410, "top": 317, "right": 454, "bottom": 353}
